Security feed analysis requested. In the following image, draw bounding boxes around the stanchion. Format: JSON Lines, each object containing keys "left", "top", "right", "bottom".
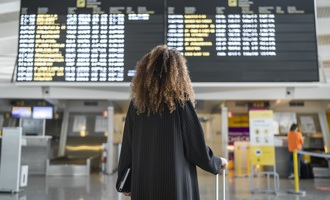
{"left": 247, "top": 146, "right": 251, "bottom": 174}
{"left": 288, "top": 150, "right": 306, "bottom": 196}
{"left": 237, "top": 146, "right": 242, "bottom": 176}
{"left": 235, "top": 143, "right": 250, "bottom": 177}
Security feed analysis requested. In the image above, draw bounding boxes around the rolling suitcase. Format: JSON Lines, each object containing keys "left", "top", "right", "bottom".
{"left": 215, "top": 169, "right": 226, "bottom": 200}
{"left": 300, "top": 162, "right": 314, "bottom": 179}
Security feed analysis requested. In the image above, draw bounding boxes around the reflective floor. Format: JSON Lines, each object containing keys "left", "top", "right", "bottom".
{"left": 1, "top": 170, "right": 329, "bottom": 200}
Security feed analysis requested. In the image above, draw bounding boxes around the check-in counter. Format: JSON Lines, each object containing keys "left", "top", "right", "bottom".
{"left": 274, "top": 136, "right": 290, "bottom": 178}
{"left": 21, "top": 136, "right": 52, "bottom": 175}
{"left": 274, "top": 134, "right": 325, "bottom": 178}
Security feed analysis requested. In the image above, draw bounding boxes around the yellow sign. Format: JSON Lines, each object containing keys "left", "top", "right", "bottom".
{"left": 249, "top": 110, "right": 275, "bottom": 166}
{"left": 228, "top": 0, "right": 237, "bottom": 7}
{"left": 228, "top": 115, "right": 249, "bottom": 127}
{"left": 77, "top": 0, "right": 85, "bottom": 8}
{"left": 251, "top": 146, "right": 275, "bottom": 165}
{"left": 249, "top": 110, "right": 273, "bottom": 119}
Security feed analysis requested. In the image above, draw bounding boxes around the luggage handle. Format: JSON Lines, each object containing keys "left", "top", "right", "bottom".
{"left": 216, "top": 169, "right": 225, "bottom": 200}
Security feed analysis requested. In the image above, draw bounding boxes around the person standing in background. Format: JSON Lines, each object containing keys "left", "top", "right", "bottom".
{"left": 116, "top": 45, "right": 228, "bottom": 200}
{"left": 287, "top": 123, "right": 304, "bottom": 179}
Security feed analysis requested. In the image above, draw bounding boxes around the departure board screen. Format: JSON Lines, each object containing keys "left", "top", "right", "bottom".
{"left": 17, "top": 0, "right": 318, "bottom": 83}
{"left": 17, "top": 0, "right": 163, "bottom": 82}
{"left": 167, "top": 0, "right": 319, "bottom": 82}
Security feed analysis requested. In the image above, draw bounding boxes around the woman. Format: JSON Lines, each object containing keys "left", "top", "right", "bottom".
{"left": 116, "top": 45, "right": 227, "bottom": 200}
{"left": 287, "top": 123, "right": 304, "bottom": 179}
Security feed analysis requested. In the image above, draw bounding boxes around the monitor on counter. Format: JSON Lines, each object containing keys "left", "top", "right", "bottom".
{"left": 32, "top": 106, "right": 53, "bottom": 119}
{"left": 11, "top": 106, "right": 32, "bottom": 118}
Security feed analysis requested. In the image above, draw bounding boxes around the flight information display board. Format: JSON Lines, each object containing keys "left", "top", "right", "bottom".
{"left": 17, "top": 0, "right": 163, "bottom": 82}
{"left": 166, "top": 0, "right": 319, "bottom": 82}
{"left": 16, "top": 0, "right": 318, "bottom": 83}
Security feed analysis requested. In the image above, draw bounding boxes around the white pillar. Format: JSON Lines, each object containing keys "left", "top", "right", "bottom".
{"left": 221, "top": 107, "right": 228, "bottom": 159}
{"left": 58, "top": 109, "right": 69, "bottom": 157}
{"left": 318, "top": 111, "right": 330, "bottom": 153}
{"left": 106, "top": 106, "right": 114, "bottom": 174}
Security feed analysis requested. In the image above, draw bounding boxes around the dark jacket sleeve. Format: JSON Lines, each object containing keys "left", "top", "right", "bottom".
{"left": 179, "top": 100, "right": 222, "bottom": 175}
{"left": 116, "top": 101, "right": 134, "bottom": 192}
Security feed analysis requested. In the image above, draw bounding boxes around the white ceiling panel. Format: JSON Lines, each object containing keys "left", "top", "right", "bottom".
{"left": 0, "top": 21, "right": 19, "bottom": 38}
{"left": 0, "top": 1, "right": 19, "bottom": 15}
{"left": 0, "top": 36, "right": 18, "bottom": 55}
{"left": 318, "top": 45, "right": 330, "bottom": 61}
{"left": 316, "top": 0, "right": 330, "bottom": 7}
{"left": 317, "top": 7, "right": 330, "bottom": 18}
{"left": 316, "top": 18, "right": 330, "bottom": 35}
{"left": 0, "top": 11, "right": 18, "bottom": 24}
{"left": 318, "top": 35, "right": 330, "bottom": 45}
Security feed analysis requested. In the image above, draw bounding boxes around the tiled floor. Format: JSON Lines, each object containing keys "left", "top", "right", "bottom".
{"left": 0, "top": 170, "right": 329, "bottom": 200}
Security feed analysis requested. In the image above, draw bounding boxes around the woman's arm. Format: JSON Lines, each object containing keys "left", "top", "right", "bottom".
{"left": 180, "top": 101, "right": 225, "bottom": 174}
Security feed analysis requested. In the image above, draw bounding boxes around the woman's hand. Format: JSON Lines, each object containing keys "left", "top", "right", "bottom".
{"left": 220, "top": 157, "right": 228, "bottom": 169}
{"left": 123, "top": 192, "right": 132, "bottom": 196}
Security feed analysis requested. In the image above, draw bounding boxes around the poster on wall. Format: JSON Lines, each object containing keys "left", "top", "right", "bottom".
{"left": 73, "top": 115, "right": 87, "bottom": 132}
{"left": 95, "top": 116, "right": 107, "bottom": 132}
{"left": 249, "top": 110, "right": 275, "bottom": 166}
{"left": 0, "top": 115, "right": 4, "bottom": 128}
{"left": 300, "top": 116, "right": 316, "bottom": 133}
{"left": 273, "top": 112, "right": 297, "bottom": 134}
{"left": 228, "top": 116, "right": 250, "bottom": 145}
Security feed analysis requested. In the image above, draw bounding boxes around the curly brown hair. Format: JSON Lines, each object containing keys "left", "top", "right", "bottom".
{"left": 131, "top": 45, "right": 195, "bottom": 115}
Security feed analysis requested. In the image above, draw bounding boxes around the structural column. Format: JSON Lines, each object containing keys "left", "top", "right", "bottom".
{"left": 318, "top": 111, "right": 330, "bottom": 153}
{"left": 106, "top": 106, "right": 114, "bottom": 174}
{"left": 58, "top": 108, "right": 69, "bottom": 157}
{"left": 221, "top": 107, "right": 228, "bottom": 160}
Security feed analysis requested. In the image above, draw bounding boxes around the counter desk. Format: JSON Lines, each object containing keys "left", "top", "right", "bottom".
{"left": 21, "top": 136, "right": 52, "bottom": 175}
{"left": 273, "top": 136, "right": 291, "bottom": 178}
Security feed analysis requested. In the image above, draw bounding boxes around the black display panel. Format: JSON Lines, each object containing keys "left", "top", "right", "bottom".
{"left": 17, "top": 0, "right": 163, "bottom": 82}
{"left": 11, "top": 106, "right": 32, "bottom": 118}
{"left": 32, "top": 106, "right": 53, "bottom": 119}
{"left": 16, "top": 0, "right": 318, "bottom": 83}
{"left": 166, "top": 0, "right": 319, "bottom": 82}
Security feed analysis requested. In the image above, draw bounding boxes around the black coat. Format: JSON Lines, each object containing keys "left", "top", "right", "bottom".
{"left": 116, "top": 100, "right": 222, "bottom": 200}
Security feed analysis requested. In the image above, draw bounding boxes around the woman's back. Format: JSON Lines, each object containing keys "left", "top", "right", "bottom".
{"left": 130, "top": 101, "right": 192, "bottom": 199}
{"left": 118, "top": 101, "right": 221, "bottom": 200}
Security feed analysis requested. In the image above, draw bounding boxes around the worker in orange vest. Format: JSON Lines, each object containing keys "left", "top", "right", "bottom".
{"left": 287, "top": 123, "right": 304, "bottom": 179}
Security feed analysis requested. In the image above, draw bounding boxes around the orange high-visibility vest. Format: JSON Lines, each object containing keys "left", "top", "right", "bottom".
{"left": 287, "top": 131, "right": 304, "bottom": 152}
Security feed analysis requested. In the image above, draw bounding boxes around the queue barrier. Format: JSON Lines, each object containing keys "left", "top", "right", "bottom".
{"left": 288, "top": 150, "right": 330, "bottom": 196}
{"left": 234, "top": 141, "right": 251, "bottom": 177}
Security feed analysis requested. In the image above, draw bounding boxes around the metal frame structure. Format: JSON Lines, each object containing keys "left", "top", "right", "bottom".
{"left": 249, "top": 168, "right": 280, "bottom": 195}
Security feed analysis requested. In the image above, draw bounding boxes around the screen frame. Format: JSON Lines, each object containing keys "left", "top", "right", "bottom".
{"left": 15, "top": 0, "right": 320, "bottom": 84}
